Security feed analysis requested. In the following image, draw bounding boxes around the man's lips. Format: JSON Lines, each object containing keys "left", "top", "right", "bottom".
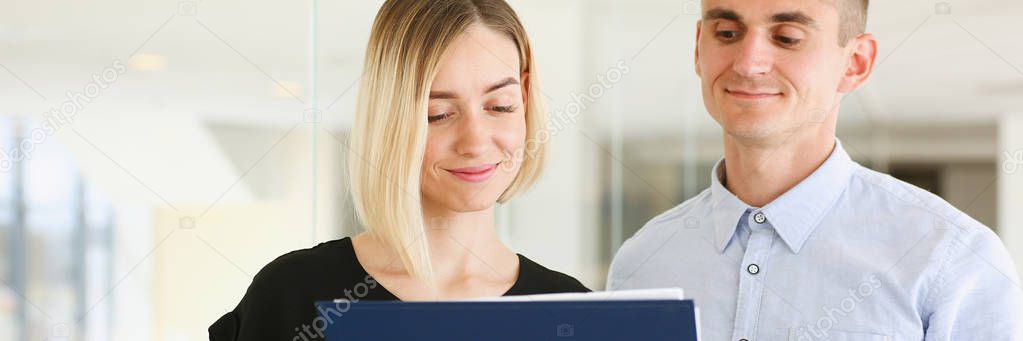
{"left": 446, "top": 163, "right": 499, "bottom": 183}
{"left": 725, "top": 89, "right": 782, "bottom": 100}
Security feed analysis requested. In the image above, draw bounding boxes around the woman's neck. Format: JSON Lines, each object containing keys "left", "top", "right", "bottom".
{"left": 354, "top": 202, "right": 518, "bottom": 300}
{"left": 420, "top": 205, "right": 514, "bottom": 284}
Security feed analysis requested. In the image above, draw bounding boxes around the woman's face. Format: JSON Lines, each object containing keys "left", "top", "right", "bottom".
{"left": 421, "top": 24, "right": 528, "bottom": 214}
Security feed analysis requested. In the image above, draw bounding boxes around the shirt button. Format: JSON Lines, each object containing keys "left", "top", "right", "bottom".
{"left": 753, "top": 212, "right": 767, "bottom": 224}
{"left": 747, "top": 263, "right": 760, "bottom": 275}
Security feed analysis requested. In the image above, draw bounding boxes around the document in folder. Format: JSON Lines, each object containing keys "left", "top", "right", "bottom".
{"left": 314, "top": 288, "right": 699, "bottom": 341}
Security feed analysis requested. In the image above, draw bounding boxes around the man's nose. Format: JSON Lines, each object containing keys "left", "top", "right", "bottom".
{"left": 732, "top": 33, "right": 774, "bottom": 77}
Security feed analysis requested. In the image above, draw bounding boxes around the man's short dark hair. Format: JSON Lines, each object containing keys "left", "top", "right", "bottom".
{"left": 839, "top": 0, "right": 869, "bottom": 45}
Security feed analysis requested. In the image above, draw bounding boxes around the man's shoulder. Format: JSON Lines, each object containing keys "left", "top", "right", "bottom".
{"left": 849, "top": 165, "right": 990, "bottom": 234}
{"left": 848, "top": 165, "right": 1014, "bottom": 279}
{"left": 633, "top": 188, "right": 714, "bottom": 240}
{"left": 610, "top": 189, "right": 712, "bottom": 263}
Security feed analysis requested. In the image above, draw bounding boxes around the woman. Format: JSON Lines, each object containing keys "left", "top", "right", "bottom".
{"left": 209, "top": 0, "right": 589, "bottom": 339}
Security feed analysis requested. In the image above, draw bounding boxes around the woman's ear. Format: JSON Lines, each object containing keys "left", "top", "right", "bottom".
{"left": 520, "top": 71, "right": 530, "bottom": 107}
{"left": 838, "top": 33, "right": 878, "bottom": 93}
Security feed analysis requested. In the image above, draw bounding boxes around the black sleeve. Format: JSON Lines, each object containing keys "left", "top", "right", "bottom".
{"left": 208, "top": 251, "right": 323, "bottom": 341}
{"left": 545, "top": 272, "right": 591, "bottom": 293}
{"left": 508, "top": 256, "right": 592, "bottom": 295}
{"left": 208, "top": 311, "right": 238, "bottom": 340}
{"left": 558, "top": 275, "right": 591, "bottom": 293}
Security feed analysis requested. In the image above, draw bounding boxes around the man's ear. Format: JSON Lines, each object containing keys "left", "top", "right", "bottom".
{"left": 695, "top": 20, "right": 703, "bottom": 77}
{"left": 838, "top": 33, "right": 878, "bottom": 93}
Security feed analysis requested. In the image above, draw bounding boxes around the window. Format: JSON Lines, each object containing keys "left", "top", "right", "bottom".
{"left": 0, "top": 116, "right": 115, "bottom": 340}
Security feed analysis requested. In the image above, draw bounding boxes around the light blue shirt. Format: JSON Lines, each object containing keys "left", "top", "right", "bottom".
{"left": 607, "top": 140, "right": 1023, "bottom": 340}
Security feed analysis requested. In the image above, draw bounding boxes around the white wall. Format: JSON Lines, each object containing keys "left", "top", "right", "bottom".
{"left": 999, "top": 113, "right": 1023, "bottom": 278}
{"left": 500, "top": 0, "right": 599, "bottom": 288}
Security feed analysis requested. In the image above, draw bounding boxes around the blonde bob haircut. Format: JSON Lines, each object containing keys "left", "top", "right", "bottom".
{"left": 349, "top": 0, "right": 548, "bottom": 285}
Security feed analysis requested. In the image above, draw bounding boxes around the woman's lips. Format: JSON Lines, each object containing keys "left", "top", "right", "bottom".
{"left": 446, "top": 163, "right": 499, "bottom": 183}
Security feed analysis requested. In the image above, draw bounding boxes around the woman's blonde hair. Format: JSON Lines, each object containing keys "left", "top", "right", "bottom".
{"left": 349, "top": 0, "right": 548, "bottom": 285}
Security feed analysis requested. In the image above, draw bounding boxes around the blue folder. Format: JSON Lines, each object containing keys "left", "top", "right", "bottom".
{"left": 314, "top": 299, "right": 698, "bottom": 340}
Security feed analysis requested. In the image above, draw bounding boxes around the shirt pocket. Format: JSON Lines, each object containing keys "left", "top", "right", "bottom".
{"left": 788, "top": 328, "right": 892, "bottom": 341}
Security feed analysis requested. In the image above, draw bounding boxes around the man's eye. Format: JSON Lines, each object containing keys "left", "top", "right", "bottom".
{"left": 715, "top": 30, "right": 740, "bottom": 40}
{"left": 428, "top": 112, "right": 453, "bottom": 123}
{"left": 774, "top": 35, "right": 802, "bottom": 46}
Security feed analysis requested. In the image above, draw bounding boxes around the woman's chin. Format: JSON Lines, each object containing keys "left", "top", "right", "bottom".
{"left": 425, "top": 193, "right": 497, "bottom": 213}
{"left": 424, "top": 179, "right": 511, "bottom": 213}
{"left": 449, "top": 198, "right": 497, "bottom": 213}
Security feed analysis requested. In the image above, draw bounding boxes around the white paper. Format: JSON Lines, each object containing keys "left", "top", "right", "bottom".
{"left": 456, "top": 287, "right": 685, "bottom": 302}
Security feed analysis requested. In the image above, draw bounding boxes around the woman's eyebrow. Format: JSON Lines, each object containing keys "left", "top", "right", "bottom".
{"left": 429, "top": 77, "right": 519, "bottom": 100}
{"left": 429, "top": 90, "right": 456, "bottom": 100}
{"left": 485, "top": 77, "right": 519, "bottom": 94}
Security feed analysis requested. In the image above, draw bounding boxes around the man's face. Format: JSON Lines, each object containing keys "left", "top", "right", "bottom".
{"left": 696, "top": 0, "right": 853, "bottom": 144}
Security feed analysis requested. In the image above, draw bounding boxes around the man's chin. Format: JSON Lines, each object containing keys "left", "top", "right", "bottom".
{"left": 720, "top": 105, "right": 782, "bottom": 118}
{"left": 720, "top": 119, "right": 791, "bottom": 144}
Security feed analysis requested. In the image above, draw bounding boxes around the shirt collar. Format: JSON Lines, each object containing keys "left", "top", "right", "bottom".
{"left": 711, "top": 139, "right": 855, "bottom": 254}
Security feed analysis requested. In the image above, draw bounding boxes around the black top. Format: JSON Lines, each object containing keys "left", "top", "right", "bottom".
{"left": 209, "top": 237, "right": 590, "bottom": 340}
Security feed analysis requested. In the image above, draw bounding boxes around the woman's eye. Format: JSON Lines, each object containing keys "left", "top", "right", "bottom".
{"left": 488, "top": 105, "right": 517, "bottom": 113}
{"left": 428, "top": 112, "right": 453, "bottom": 123}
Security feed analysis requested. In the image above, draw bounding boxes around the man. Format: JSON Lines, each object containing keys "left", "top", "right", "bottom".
{"left": 607, "top": 0, "right": 1023, "bottom": 340}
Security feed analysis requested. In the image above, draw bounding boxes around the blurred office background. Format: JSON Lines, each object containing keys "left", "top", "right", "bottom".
{"left": 2, "top": 0, "right": 1022, "bottom": 339}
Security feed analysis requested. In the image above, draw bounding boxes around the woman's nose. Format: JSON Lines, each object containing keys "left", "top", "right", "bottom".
{"left": 454, "top": 110, "right": 492, "bottom": 158}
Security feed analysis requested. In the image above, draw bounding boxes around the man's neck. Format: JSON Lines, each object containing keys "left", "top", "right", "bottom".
{"left": 721, "top": 131, "right": 837, "bottom": 208}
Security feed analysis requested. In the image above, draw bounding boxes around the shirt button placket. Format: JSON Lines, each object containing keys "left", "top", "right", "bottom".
{"left": 732, "top": 211, "right": 773, "bottom": 341}
{"left": 753, "top": 211, "right": 767, "bottom": 224}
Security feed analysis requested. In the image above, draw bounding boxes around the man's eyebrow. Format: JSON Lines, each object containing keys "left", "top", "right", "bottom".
{"left": 704, "top": 8, "right": 743, "bottom": 22}
{"left": 772, "top": 11, "right": 820, "bottom": 29}
{"left": 429, "top": 77, "right": 519, "bottom": 100}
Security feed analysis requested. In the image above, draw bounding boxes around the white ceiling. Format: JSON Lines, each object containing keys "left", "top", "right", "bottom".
{"left": 2, "top": 0, "right": 1017, "bottom": 208}
{"left": 580, "top": 0, "right": 1023, "bottom": 134}
{"left": 2, "top": 0, "right": 1021, "bottom": 130}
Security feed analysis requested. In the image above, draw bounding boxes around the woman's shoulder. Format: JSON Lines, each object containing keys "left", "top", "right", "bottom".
{"left": 243, "top": 237, "right": 365, "bottom": 300}
{"left": 510, "top": 255, "right": 591, "bottom": 295}
{"left": 241, "top": 238, "right": 353, "bottom": 291}
{"left": 262, "top": 237, "right": 354, "bottom": 274}
{"left": 210, "top": 237, "right": 365, "bottom": 340}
